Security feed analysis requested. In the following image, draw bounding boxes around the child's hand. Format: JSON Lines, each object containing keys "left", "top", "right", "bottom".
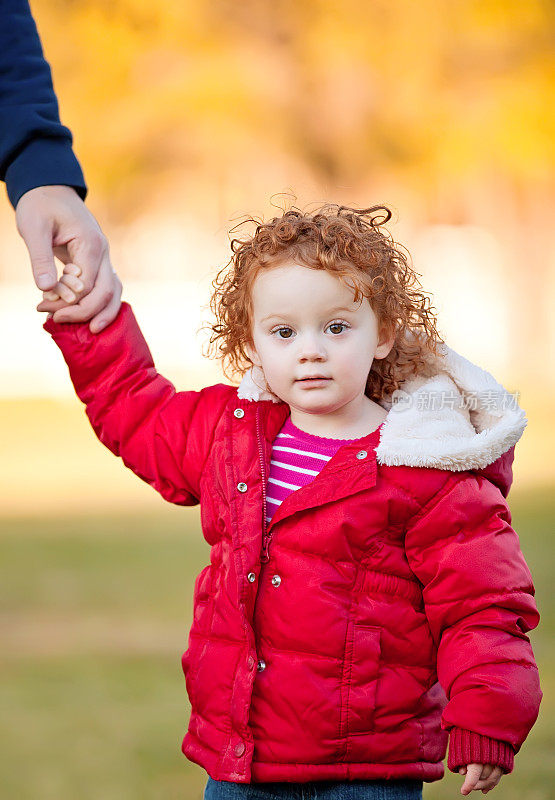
{"left": 459, "top": 763, "right": 504, "bottom": 794}
{"left": 38, "top": 262, "right": 85, "bottom": 306}
{"left": 36, "top": 262, "right": 122, "bottom": 331}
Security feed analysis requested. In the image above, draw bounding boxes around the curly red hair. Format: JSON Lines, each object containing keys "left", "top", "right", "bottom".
{"left": 203, "top": 202, "right": 444, "bottom": 402}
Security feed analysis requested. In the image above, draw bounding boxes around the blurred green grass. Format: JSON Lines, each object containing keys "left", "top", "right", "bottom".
{"left": 1, "top": 490, "right": 553, "bottom": 800}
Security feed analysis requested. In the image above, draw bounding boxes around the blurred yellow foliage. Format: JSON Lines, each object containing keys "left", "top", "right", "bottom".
{"left": 31, "top": 0, "right": 553, "bottom": 219}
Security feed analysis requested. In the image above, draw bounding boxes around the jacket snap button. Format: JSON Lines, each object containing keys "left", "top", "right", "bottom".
{"left": 237, "top": 482, "right": 248, "bottom": 492}
{"left": 257, "top": 659, "right": 266, "bottom": 672}
{"left": 233, "top": 408, "right": 245, "bottom": 418}
{"left": 247, "top": 572, "right": 256, "bottom": 583}
{"left": 356, "top": 450, "right": 367, "bottom": 459}
{"left": 271, "top": 574, "right": 281, "bottom": 587}
{"left": 247, "top": 655, "right": 255, "bottom": 670}
{"left": 234, "top": 742, "right": 245, "bottom": 757}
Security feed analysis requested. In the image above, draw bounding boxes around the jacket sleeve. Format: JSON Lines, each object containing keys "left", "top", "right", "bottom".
{"left": 404, "top": 473, "right": 542, "bottom": 775}
{"left": 0, "top": 0, "right": 87, "bottom": 208}
{"left": 43, "top": 302, "right": 230, "bottom": 506}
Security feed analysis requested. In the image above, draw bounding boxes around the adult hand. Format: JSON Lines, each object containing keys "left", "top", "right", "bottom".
{"left": 16, "top": 185, "right": 121, "bottom": 333}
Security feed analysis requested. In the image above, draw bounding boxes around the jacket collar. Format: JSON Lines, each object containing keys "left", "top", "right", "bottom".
{"left": 236, "top": 341, "right": 527, "bottom": 489}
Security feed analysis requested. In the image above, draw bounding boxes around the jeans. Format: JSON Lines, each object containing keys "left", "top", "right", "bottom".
{"left": 204, "top": 776, "right": 424, "bottom": 800}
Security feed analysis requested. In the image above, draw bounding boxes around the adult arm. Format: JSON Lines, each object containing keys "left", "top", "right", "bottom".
{"left": 0, "top": 0, "right": 87, "bottom": 209}
{"left": 1, "top": 1, "right": 121, "bottom": 331}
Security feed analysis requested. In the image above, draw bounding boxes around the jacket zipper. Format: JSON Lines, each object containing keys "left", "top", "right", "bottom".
{"left": 256, "top": 405, "right": 271, "bottom": 563}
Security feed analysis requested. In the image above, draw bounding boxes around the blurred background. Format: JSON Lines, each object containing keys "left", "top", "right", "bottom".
{"left": 1, "top": 1, "right": 553, "bottom": 798}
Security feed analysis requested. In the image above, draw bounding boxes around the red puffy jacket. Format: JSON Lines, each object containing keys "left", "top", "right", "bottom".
{"left": 44, "top": 302, "right": 542, "bottom": 785}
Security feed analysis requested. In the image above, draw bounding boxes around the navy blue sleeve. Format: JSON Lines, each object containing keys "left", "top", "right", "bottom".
{"left": 0, "top": 0, "right": 87, "bottom": 209}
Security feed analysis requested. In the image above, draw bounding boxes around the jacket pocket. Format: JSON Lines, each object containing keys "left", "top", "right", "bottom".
{"left": 193, "top": 564, "right": 213, "bottom": 604}
{"left": 191, "top": 564, "right": 214, "bottom": 629}
{"left": 345, "top": 623, "right": 382, "bottom": 734}
{"left": 182, "top": 565, "right": 213, "bottom": 705}
{"left": 181, "top": 633, "right": 196, "bottom": 703}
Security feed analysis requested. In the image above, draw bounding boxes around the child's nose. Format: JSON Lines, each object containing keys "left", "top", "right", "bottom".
{"left": 298, "top": 334, "right": 327, "bottom": 361}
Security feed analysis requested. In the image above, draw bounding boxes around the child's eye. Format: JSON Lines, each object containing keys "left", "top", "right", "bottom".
{"left": 326, "top": 321, "right": 349, "bottom": 335}
{"left": 272, "top": 327, "right": 294, "bottom": 339}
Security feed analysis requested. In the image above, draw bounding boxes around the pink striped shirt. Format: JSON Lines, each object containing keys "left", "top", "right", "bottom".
{"left": 265, "top": 416, "right": 383, "bottom": 524}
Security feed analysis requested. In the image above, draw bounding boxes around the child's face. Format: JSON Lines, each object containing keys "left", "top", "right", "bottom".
{"left": 245, "top": 261, "right": 394, "bottom": 418}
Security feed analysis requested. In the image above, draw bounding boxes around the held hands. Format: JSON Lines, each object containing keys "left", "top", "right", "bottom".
{"left": 459, "top": 763, "right": 504, "bottom": 795}
{"left": 17, "top": 185, "right": 122, "bottom": 333}
{"left": 36, "top": 261, "right": 122, "bottom": 328}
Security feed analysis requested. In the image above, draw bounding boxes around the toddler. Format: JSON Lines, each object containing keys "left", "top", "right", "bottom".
{"left": 38, "top": 204, "right": 542, "bottom": 799}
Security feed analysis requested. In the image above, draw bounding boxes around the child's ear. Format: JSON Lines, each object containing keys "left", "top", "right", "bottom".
{"left": 374, "top": 323, "right": 396, "bottom": 361}
{"left": 244, "top": 340, "right": 262, "bottom": 368}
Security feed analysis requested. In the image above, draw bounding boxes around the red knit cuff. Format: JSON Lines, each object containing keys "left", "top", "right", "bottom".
{"left": 448, "top": 727, "right": 515, "bottom": 774}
